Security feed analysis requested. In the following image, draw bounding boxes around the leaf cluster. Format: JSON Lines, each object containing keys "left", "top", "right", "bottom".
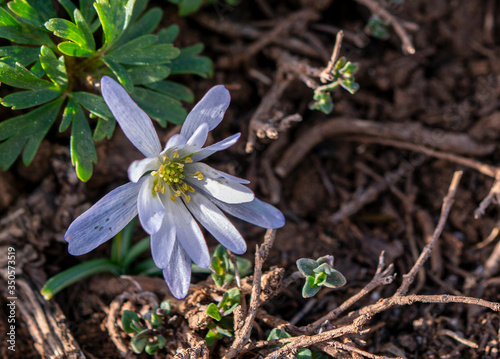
{"left": 296, "top": 255, "right": 346, "bottom": 298}
{"left": 205, "top": 287, "right": 240, "bottom": 346}
{"left": 0, "top": 0, "right": 213, "bottom": 181}
{"left": 309, "top": 57, "right": 359, "bottom": 114}
{"left": 121, "top": 300, "right": 171, "bottom": 354}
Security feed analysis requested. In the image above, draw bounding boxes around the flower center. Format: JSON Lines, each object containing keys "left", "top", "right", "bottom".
{"left": 150, "top": 152, "right": 203, "bottom": 202}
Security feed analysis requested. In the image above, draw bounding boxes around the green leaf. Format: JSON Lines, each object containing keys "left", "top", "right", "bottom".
{"left": 79, "top": 0, "right": 98, "bottom": 24}
{"left": 73, "top": 9, "right": 95, "bottom": 52}
{"left": 157, "top": 24, "right": 179, "bottom": 43}
{"left": 296, "top": 258, "right": 319, "bottom": 277}
{"left": 57, "top": 42, "right": 93, "bottom": 57}
{"left": 129, "top": 65, "right": 171, "bottom": 85}
{"left": 1, "top": 88, "right": 61, "bottom": 109}
{"left": 40, "top": 46, "right": 68, "bottom": 89}
{"left": 107, "top": 35, "right": 180, "bottom": 65}
{"left": 0, "top": 98, "right": 63, "bottom": 169}
{"left": 216, "top": 325, "right": 232, "bottom": 338}
{"left": 131, "top": 87, "right": 187, "bottom": 126}
{"left": 29, "top": 0, "right": 57, "bottom": 21}
{"left": 296, "top": 348, "right": 313, "bottom": 359}
{"left": 313, "top": 263, "right": 333, "bottom": 275}
{"left": 176, "top": 0, "right": 203, "bottom": 16}
{"left": 94, "top": 0, "right": 135, "bottom": 47}
{"left": 0, "top": 7, "right": 52, "bottom": 45}
{"left": 206, "top": 303, "right": 222, "bottom": 321}
{"left": 157, "top": 335, "right": 166, "bottom": 348}
{"left": 73, "top": 91, "right": 113, "bottom": 119}
{"left": 66, "top": 99, "right": 98, "bottom": 181}
{"left": 110, "top": 216, "right": 136, "bottom": 265}
{"left": 145, "top": 340, "right": 160, "bottom": 355}
{"left": 30, "top": 59, "right": 44, "bottom": 77}
{"left": 45, "top": 11, "right": 95, "bottom": 53}
{"left": 0, "top": 62, "right": 53, "bottom": 89}
{"left": 58, "top": 0, "right": 78, "bottom": 20}
{"left": 0, "top": 46, "right": 39, "bottom": 66}
{"left": 170, "top": 43, "right": 213, "bottom": 77}
{"left": 120, "top": 236, "right": 149, "bottom": 269}
{"left": 8, "top": 0, "right": 45, "bottom": 28}
{"left": 131, "top": 333, "right": 148, "bottom": 353}
{"left": 309, "top": 91, "right": 333, "bottom": 114}
{"left": 204, "top": 329, "right": 218, "bottom": 346}
{"left": 339, "top": 80, "right": 360, "bottom": 95}
{"left": 40, "top": 258, "right": 120, "bottom": 300}
{"left": 116, "top": 7, "right": 162, "bottom": 47}
{"left": 145, "top": 81, "right": 194, "bottom": 102}
{"left": 267, "top": 328, "right": 291, "bottom": 342}
{"left": 93, "top": 117, "right": 116, "bottom": 141}
{"left": 132, "top": 258, "right": 162, "bottom": 276}
{"left": 122, "top": 310, "right": 141, "bottom": 333}
{"left": 302, "top": 276, "right": 321, "bottom": 298}
{"left": 160, "top": 301, "right": 171, "bottom": 314}
{"left": 102, "top": 58, "right": 133, "bottom": 92}
{"left": 322, "top": 270, "right": 347, "bottom": 288}
{"left": 219, "top": 287, "right": 240, "bottom": 315}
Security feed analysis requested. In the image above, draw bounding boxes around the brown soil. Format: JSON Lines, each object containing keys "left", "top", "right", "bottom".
{"left": 1, "top": 0, "right": 500, "bottom": 358}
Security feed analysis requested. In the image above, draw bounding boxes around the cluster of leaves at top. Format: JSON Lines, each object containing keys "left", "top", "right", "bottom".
{"left": 296, "top": 255, "right": 346, "bottom": 298}
{"left": 0, "top": 0, "right": 212, "bottom": 181}
{"left": 122, "top": 300, "right": 172, "bottom": 354}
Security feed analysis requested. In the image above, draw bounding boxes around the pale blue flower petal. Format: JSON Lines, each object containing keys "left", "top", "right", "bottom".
{"left": 191, "top": 133, "right": 240, "bottom": 162}
{"left": 186, "top": 192, "right": 246, "bottom": 254}
{"left": 211, "top": 197, "right": 285, "bottom": 229}
{"left": 65, "top": 180, "right": 141, "bottom": 255}
{"left": 163, "top": 196, "right": 210, "bottom": 268}
{"left": 101, "top": 76, "right": 161, "bottom": 158}
{"left": 162, "top": 240, "right": 191, "bottom": 299}
{"left": 187, "top": 123, "right": 209, "bottom": 148}
{"left": 137, "top": 177, "right": 165, "bottom": 234}
{"left": 163, "top": 133, "right": 187, "bottom": 152}
{"left": 180, "top": 85, "right": 230, "bottom": 139}
{"left": 187, "top": 163, "right": 254, "bottom": 204}
{"left": 151, "top": 207, "right": 176, "bottom": 268}
{"left": 128, "top": 156, "right": 161, "bottom": 183}
{"left": 191, "top": 162, "right": 250, "bottom": 184}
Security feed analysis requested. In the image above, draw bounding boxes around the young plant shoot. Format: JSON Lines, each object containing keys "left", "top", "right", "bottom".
{"left": 64, "top": 76, "right": 285, "bottom": 298}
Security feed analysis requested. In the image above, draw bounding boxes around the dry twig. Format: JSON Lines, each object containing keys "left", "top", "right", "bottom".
{"left": 222, "top": 229, "right": 277, "bottom": 359}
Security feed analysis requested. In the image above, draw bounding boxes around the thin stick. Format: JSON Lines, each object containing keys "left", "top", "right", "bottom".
{"left": 354, "top": 0, "right": 417, "bottom": 54}
{"left": 326, "top": 341, "right": 402, "bottom": 359}
{"left": 319, "top": 30, "right": 344, "bottom": 83}
{"left": 223, "top": 229, "right": 277, "bottom": 359}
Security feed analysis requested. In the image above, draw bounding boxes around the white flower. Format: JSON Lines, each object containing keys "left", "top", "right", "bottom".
{"left": 64, "top": 76, "right": 285, "bottom": 298}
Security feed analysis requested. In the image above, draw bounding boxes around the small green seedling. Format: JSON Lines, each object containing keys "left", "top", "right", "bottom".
{"left": 365, "top": 15, "right": 390, "bottom": 40}
{"left": 296, "top": 255, "right": 346, "bottom": 298}
{"left": 310, "top": 57, "right": 359, "bottom": 114}
{"left": 205, "top": 287, "right": 240, "bottom": 346}
{"left": 121, "top": 301, "right": 171, "bottom": 354}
